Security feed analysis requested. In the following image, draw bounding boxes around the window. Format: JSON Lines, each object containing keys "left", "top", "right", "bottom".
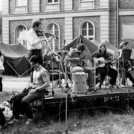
{"left": 15, "top": 25, "right": 27, "bottom": 45}
{"left": 47, "top": 0, "right": 59, "bottom": 4}
{"left": 14, "top": 0, "right": 27, "bottom": 13}
{"left": 80, "top": 0, "right": 94, "bottom": 2}
{"left": 45, "top": 0, "right": 60, "bottom": 11}
{"left": 79, "top": 0, "right": 94, "bottom": 9}
{"left": 81, "top": 22, "right": 95, "bottom": 40}
{"left": 47, "top": 23, "right": 60, "bottom": 52}
{"left": 15, "top": 0, "right": 27, "bottom": 6}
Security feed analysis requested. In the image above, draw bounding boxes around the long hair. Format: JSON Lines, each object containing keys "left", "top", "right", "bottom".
{"left": 98, "top": 43, "right": 107, "bottom": 54}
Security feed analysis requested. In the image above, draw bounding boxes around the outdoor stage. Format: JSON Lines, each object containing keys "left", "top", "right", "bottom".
{"left": 40, "top": 86, "right": 134, "bottom": 120}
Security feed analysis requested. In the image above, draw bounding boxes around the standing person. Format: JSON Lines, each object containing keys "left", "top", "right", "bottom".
{"left": 8, "top": 55, "right": 50, "bottom": 125}
{"left": 26, "top": 20, "right": 46, "bottom": 82}
{"left": 119, "top": 41, "right": 134, "bottom": 87}
{"left": 27, "top": 20, "right": 46, "bottom": 65}
{"left": 0, "top": 52, "right": 4, "bottom": 92}
{"left": 93, "top": 43, "right": 117, "bottom": 89}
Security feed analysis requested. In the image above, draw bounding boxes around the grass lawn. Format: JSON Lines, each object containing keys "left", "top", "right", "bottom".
{"left": 1, "top": 76, "right": 134, "bottom": 134}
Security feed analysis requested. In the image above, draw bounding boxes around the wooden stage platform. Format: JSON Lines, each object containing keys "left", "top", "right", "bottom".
{"left": 45, "top": 87, "right": 134, "bottom": 102}
{"left": 39, "top": 87, "right": 134, "bottom": 119}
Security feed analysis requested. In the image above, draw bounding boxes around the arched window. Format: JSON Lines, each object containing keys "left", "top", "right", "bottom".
{"left": 15, "top": 25, "right": 27, "bottom": 43}
{"left": 81, "top": 21, "right": 95, "bottom": 40}
{"left": 47, "top": 23, "right": 60, "bottom": 52}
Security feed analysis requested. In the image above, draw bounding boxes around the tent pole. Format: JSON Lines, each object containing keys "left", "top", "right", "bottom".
{"left": 116, "top": 0, "right": 120, "bottom": 87}
{"left": 20, "top": 67, "right": 32, "bottom": 77}
{"left": 5, "top": 60, "right": 20, "bottom": 77}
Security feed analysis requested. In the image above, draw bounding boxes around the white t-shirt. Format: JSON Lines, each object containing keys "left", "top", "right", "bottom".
{"left": 0, "top": 55, "right": 4, "bottom": 71}
{"left": 32, "top": 66, "right": 50, "bottom": 90}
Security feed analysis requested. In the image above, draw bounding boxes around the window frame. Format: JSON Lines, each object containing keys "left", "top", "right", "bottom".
{"left": 47, "top": 23, "right": 60, "bottom": 52}
{"left": 15, "top": 25, "right": 27, "bottom": 43}
{"left": 47, "top": 0, "right": 59, "bottom": 5}
{"left": 80, "top": 21, "right": 95, "bottom": 40}
{"left": 15, "top": 0, "right": 27, "bottom": 7}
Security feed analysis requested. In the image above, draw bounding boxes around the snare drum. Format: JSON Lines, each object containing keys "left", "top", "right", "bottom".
{"left": 72, "top": 72, "right": 88, "bottom": 94}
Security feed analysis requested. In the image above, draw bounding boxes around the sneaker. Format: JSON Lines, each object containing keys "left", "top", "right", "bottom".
{"left": 95, "top": 83, "right": 101, "bottom": 90}
{"left": 25, "top": 118, "right": 34, "bottom": 125}
{"left": 8, "top": 118, "right": 21, "bottom": 125}
{"left": 120, "top": 84, "right": 125, "bottom": 88}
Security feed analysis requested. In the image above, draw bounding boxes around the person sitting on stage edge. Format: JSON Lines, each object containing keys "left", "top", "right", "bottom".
{"left": 76, "top": 43, "right": 95, "bottom": 91}
{"left": 8, "top": 55, "right": 50, "bottom": 125}
{"left": 119, "top": 41, "right": 134, "bottom": 87}
{"left": 93, "top": 43, "right": 117, "bottom": 89}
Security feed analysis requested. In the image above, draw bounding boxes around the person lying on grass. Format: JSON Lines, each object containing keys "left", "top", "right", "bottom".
{"left": 8, "top": 55, "right": 50, "bottom": 125}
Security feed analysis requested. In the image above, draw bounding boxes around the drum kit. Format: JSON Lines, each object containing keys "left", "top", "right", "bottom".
{"left": 44, "top": 49, "right": 89, "bottom": 94}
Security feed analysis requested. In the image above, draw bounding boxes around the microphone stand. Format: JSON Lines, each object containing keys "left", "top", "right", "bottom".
{"left": 42, "top": 32, "right": 69, "bottom": 133}
{"left": 42, "top": 32, "right": 55, "bottom": 96}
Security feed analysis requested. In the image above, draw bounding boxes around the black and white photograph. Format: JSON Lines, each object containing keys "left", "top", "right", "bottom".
{"left": 1, "top": 0, "right": 134, "bottom": 134}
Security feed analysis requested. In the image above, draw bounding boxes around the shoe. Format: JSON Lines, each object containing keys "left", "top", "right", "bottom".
{"left": 20, "top": 114, "right": 24, "bottom": 119}
{"left": 120, "top": 84, "right": 125, "bottom": 88}
{"left": 8, "top": 118, "right": 21, "bottom": 125}
{"left": 95, "top": 83, "right": 101, "bottom": 90}
{"left": 25, "top": 118, "right": 34, "bottom": 125}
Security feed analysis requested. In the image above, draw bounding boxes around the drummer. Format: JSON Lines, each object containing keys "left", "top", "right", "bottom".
{"left": 76, "top": 43, "right": 95, "bottom": 90}
{"left": 65, "top": 44, "right": 95, "bottom": 91}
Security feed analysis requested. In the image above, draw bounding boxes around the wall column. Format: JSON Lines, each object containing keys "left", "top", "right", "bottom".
{"left": 64, "top": 0, "right": 72, "bottom": 10}
{"left": 65, "top": 17, "right": 73, "bottom": 45}
{"left": 32, "top": 0, "right": 40, "bottom": 13}
{"left": 100, "top": 12, "right": 110, "bottom": 42}
{"left": 2, "top": 19, "right": 9, "bottom": 44}
{"left": 2, "top": 0, "right": 9, "bottom": 14}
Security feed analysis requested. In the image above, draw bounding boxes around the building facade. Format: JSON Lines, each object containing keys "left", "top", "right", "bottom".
{"left": 2, "top": 0, "right": 134, "bottom": 51}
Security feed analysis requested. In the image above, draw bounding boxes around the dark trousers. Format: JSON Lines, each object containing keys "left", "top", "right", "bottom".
{"left": 96, "top": 65, "right": 117, "bottom": 86}
{"left": 28, "top": 49, "right": 43, "bottom": 65}
{"left": 0, "top": 108, "right": 6, "bottom": 126}
{"left": 122, "top": 69, "right": 134, "bottom": 86}
{"left": 0, "top": 77, "right": 2, "bottom": 92}
{"left": 84, "top": 67, "right": 94, "bottom": 88}
{"left": 12, "top": 89, "right": 42, "bottom": 119}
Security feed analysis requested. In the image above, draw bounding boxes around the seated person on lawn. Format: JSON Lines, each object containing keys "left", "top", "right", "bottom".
{"left": 8, "top": 55, "right": 50, "bottom": 125}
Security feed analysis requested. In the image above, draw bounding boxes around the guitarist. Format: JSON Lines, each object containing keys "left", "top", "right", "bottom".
{"left": 93, "top": 43, "right": 117, "bottom": 89}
